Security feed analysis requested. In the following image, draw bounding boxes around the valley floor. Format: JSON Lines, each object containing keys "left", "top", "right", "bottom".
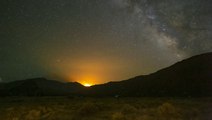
{"left": 0, "top": 97, "right": 211, "bottom": 120}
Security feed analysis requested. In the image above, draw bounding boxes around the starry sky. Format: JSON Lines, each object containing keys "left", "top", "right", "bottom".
{"left": 0, "top": 0, "right": 211, "bottom": 85}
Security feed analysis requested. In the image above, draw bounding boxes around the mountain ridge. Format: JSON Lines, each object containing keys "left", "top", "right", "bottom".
{"left": 0, "top": 52, "right": 212, "bottom": 97}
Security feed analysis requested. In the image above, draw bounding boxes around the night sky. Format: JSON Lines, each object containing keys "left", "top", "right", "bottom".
{"left": 0, "top": 0, "right": 211, "bottom": 85}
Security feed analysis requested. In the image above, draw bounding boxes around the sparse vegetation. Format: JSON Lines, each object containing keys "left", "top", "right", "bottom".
{"left": 0, "top": 97, "right": 211, "bottom": 120}
{"left": 157, "top": 102, "right": 181, "bottom": 120}
{"left": 77, "top": 102, "right": 99, "bottom": 116}
{"left": 112, "top": 112, "right": 125, "bottom": 120}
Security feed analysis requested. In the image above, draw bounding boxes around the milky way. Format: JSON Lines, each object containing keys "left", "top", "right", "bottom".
{"left": 0, "top": 0, "right": 211, "bottom": 84}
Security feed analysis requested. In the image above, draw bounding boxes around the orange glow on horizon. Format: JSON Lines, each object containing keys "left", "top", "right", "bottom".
{"left": 70, "top": 74, "right": 98, "bottom": 86}
{"left": 79, "top": 76, "right": 95, "bottom": 87}
{"left": 83, "top": 83, "right": 92, "bottom": 87}
{"left": 49, "top": 57, "right": 130, "bottom": 85}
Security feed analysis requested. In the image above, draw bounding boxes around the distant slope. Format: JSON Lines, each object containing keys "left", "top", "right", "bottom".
{"left": 0, "top": 78, "right": 85, "bottom": 96}
{"left": 85, "top": 52, "right": 212, "bottom": 97}
{"left": 0, "top": 52, "right": 212, "bottom": 97}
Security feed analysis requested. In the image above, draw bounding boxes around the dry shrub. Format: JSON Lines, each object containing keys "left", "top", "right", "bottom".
{"left": 77, "top": 102, "right": 99, "bottom": 116}
{"left": 157, "top": 102, "right": 181, "bottom": 120}
{"left": 11, "top": 118, "right": 19, "bottom": 120}
{"left": 135, "top": 115, "right": 154, "bottom": 120}
{"left": 6, "top": 106, "right": 55, "bottom": 120}
{"left": 112, "top": 112, "right": 125, "bottom": 120}
{"left": 38, "top": 106, "right": 54, "bottom": 119}
{"left": 6, "top": 107, "right": 21, "bottom": 120}
{"left": 121, "top": 104, "right": 137, "bottom": 114}
{"left": 25, "top": 109, "right": 41, "bottom": 120}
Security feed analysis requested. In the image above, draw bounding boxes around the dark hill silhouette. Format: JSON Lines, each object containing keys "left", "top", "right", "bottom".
{"left": 84, "top": 52, "right": 212, "bottom": 97}
{"left": 0, "top": 52, "right": 212, "bottom": 97}
{"left": 0, "top": 78, "right": 85, "bottom": 96}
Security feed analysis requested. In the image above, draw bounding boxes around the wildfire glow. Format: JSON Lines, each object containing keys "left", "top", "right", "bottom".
{"left": 83, "top": 83, "right": 92, "bottom": 87}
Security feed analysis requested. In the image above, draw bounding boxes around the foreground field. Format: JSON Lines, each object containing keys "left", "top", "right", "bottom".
{"left": 0, "top": 97, "right": 211, "bottom": 120}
